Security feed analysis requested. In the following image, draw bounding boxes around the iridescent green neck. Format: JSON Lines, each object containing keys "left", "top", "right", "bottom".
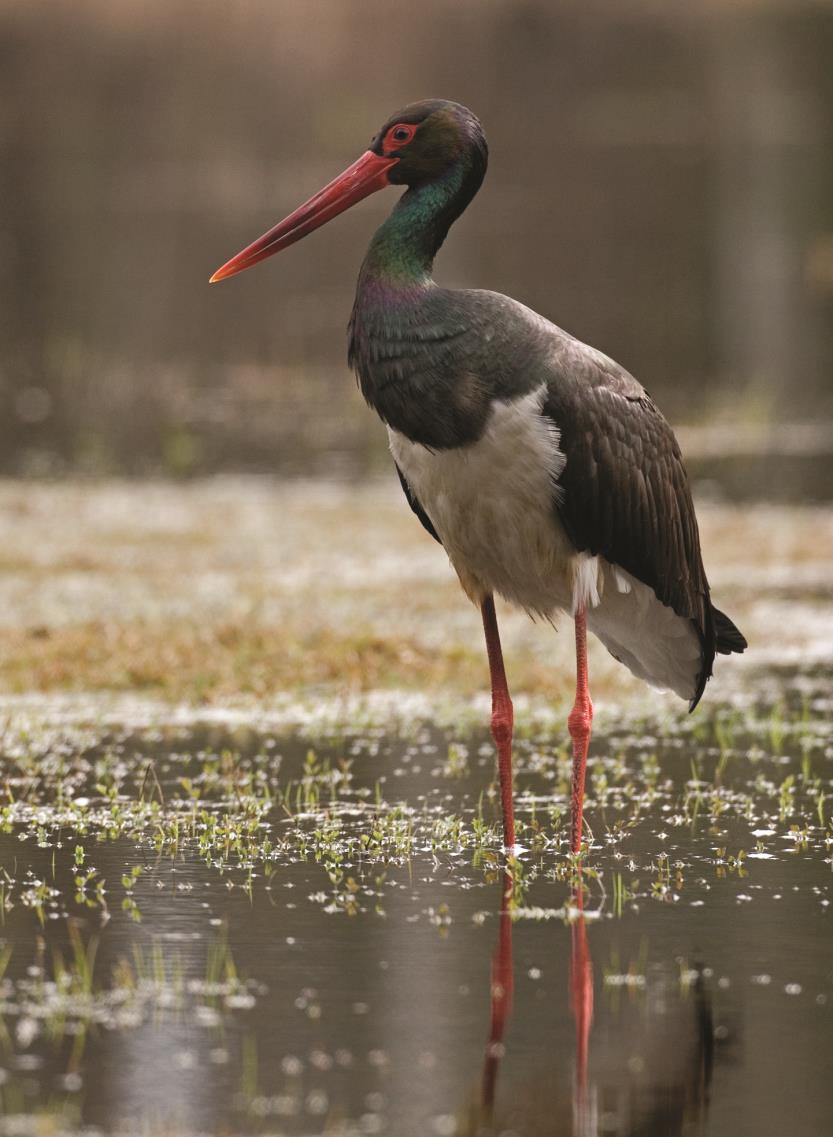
{"left": 359, "top": 165, "right": 467, "bottom": 285}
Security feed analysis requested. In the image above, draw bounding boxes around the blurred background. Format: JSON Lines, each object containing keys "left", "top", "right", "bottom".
{"left": 1, "top": 0, "right": 831, "bottom": 488}
{"left": 1, "top": 11, "right": 831, "bottom": 1132}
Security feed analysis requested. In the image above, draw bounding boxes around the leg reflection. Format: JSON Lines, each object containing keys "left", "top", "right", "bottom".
{"left": 468, "top": 873, "right": 717, "bottom": 1137}
{"left": 481, "top": 868, "right": 514, "bottom": 1119}
{"left": 569, "top": 880, "right": 595, "bottom": 1137}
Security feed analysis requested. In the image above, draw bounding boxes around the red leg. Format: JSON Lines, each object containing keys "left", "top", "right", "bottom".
{"left": 481, "top": 594, "right": 515, "bottom": 850}
{"left": 568, "top": 608, "right": 593, "bottom": 854}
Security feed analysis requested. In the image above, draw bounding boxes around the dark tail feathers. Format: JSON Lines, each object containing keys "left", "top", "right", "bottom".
{"left": 689, "top": 604, "right": 747, "bottom": 712}
{"left": 713, "top": 607, "right": 747, "bottom": 655}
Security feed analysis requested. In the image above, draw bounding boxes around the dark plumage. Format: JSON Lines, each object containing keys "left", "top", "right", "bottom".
{"left": 352, "top": 273, "right": 745, "bottom": 707}
{"left": 540, "top": 336, "right": 745, "bottom": 708}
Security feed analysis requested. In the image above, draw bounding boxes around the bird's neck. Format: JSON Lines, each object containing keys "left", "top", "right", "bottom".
{"left": 348, "top": 156, "right": 485, "bottom": 448}
{"left": 359, "top": 163, "right": 471, "bottom": 287}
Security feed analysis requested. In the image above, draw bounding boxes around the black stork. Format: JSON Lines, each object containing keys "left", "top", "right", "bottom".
{"left": 211, "top": 99, "right": 747, "bottom": 853}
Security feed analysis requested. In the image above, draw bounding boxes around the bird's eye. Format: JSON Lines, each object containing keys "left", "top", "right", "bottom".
{"left": 384, "top": 123, "right": 416, "bottom": 152}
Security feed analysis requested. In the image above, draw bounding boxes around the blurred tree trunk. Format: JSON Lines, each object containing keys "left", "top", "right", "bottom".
{"left": 708, "top": 10, "right": 832, "bottom": 417}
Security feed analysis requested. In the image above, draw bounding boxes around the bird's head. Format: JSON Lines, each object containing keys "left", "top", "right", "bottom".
{"left": 369, "top": 99, "right": 487, "bottom": 188}
{"left": 210, "top": 99, "right": 487, "bottom": 282}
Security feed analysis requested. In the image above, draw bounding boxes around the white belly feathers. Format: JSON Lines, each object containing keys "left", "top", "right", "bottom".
{"left": 389, "top": 386, "right": 576, "bottom": 614}
{"left": 388, "top": 384, "right": 702, "bottom": 701}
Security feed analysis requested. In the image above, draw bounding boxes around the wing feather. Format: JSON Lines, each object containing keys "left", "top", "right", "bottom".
{"left": 395, "top": 462, "right": 442, "bottom": 545}
{"left": 542, "top": 342, "right": 722, "bottom": 705}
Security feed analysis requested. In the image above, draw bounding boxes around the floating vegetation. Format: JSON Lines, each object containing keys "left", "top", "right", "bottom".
{"left": 0, "top": 918, "right": 258, "bottom": 1127}
{"left": 0, "top": 696, "right": 830, "bottom": 913}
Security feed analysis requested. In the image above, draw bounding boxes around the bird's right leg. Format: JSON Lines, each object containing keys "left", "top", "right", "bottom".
{"left": 481, "top": 594, "right": 515, "bottom": 850}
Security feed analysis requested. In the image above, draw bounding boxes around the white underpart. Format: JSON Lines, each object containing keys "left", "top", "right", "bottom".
{"left": 389, "top": 385, "right": 702, "bottom": 702}
{"left": 586, "top": 564, "right": 702, "bottom": 701}
{"left": 572, "top": 552, "right": 602, "bottom": 612}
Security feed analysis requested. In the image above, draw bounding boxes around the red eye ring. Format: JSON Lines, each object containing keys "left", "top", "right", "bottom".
{"left": 384, "top": 123, "right": 416, "bottom": 153}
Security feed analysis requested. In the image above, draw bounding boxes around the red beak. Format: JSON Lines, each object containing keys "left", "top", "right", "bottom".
{"left": 210, "top": 150, "right": 398, "bottom": 283}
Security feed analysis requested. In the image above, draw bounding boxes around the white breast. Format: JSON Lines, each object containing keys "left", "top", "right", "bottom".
{"left": 389, "top": 383, "right": 703, "bottom": 702}
{"left": 388, "top": 385, "right": 577, "bottom": 614}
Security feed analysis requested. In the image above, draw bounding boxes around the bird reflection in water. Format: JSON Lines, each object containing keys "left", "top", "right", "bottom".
{"left": 569, "top": 883, "right": 594, "bottom": 1137}
{"left": 481, "top": 870, "right": 515, "bottom": 1117}
{"left": 467, "top": 871, "right": 715, "bottom": 1137}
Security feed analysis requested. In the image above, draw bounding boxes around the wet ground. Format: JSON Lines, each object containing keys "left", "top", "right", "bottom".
{"left": 0, "top": 479, "right": 830, "bottom": 1136}
{"left": 0, "top": 698, "right": 831, "bottom": 1137}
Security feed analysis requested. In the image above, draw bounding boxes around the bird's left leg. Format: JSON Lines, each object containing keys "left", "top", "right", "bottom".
{"left": 481, "top": 594, "right": 515, "bottom": 850}
{"left": 568, "top": 607, "right": 594, "bottom": 854}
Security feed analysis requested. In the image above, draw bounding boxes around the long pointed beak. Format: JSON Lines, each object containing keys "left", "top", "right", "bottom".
{"left": 210, "top": 150, "right": 398, "bottom": 283}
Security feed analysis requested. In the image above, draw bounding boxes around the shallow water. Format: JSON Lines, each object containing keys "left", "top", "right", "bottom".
{"left": 0, "top": 689, "right": 830, "bottom": 1137}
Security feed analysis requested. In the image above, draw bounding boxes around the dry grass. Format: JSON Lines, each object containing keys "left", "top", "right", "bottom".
{"left": 0, "top": 477, "right": 829, "bottom": 709}
{"left": 0, "top": 621, "right": 489, "bottom": 701}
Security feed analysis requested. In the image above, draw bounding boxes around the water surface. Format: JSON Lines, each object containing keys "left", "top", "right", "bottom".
{"left": 0, "top": 691, "right": 830, "bottom": 1136}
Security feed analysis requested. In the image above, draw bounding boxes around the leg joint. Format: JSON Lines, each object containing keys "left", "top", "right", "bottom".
{"left": 490, "top": 708, "right": 513, "bottom": 747}
{"left": 568, "top": 698, "right": 593, "bottom": 740}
